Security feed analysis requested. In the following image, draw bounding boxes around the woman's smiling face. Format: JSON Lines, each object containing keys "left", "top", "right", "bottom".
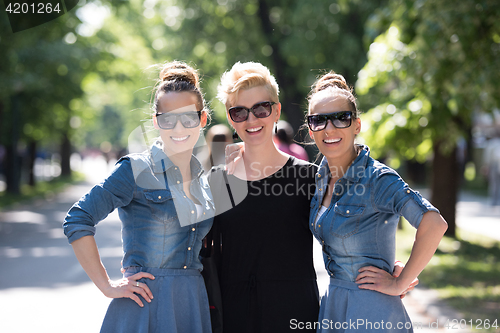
{"left": 228, "top": 86, "right": 280, "bottom": 147}
{"left": 154, "top": 91, "right": 207, "bottom": 156}
{"left": 309, "top": 94, "right": 360, "bottom": 160}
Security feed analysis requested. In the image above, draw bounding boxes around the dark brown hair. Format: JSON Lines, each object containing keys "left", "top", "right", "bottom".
{"left": 308, "top": 71, "right": 359, "bottom": 117}
{"left": 153, "top": 61, "right": 205, "bottom": 113}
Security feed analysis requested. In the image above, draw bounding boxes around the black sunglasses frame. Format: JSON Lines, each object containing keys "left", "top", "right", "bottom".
{"left": 155, "top": 111, "right": 202, "bottom": 130}
{"left": 228, "top": 101, "right": 277, "bottom": 123}
{"left": 307, "top": 111, "right": 353, "bottom": 132}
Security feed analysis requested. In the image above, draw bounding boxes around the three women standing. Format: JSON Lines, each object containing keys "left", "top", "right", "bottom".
{"left": 63, "top": 59, "right": 444, "bottom": 333}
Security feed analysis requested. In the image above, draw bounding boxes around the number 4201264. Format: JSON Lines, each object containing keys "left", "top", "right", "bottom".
{"left": 6, "top": 2, "right": 61, "bottom": 14}
{"left": 445, "top": 319, "right": 498, "bottom": 330}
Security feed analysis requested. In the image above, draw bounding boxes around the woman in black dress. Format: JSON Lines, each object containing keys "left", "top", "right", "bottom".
{"left": 209, "top": 61, "right": 319, "bottom": 332}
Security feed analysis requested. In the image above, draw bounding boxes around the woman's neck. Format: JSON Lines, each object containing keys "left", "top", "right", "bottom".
{"left": 236, "top": 141, "right": 288, "bottom": 180}
{"left": 325, "top": 146, "right": 358, "bottom": 181}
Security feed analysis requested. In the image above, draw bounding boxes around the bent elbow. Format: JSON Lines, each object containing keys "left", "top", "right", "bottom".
{"left": 438, "top": 215, "right": 448, "bottom": 234}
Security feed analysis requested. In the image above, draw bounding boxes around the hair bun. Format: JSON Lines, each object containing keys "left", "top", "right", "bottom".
{"left": 314, "top": 71, "right": 349, "bottom": 93}
{"left": 159, "top": 61, "right": 199, "bottom": 88}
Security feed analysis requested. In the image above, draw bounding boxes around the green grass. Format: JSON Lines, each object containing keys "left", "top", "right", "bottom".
{"left": 397, "top": 222, "right": 500, "bottom": 332}
{"left": 0, "top": 172, "right": 85, "bottom": 210}
{"left": 462, "top": 177, "right": 489, "bottom": 197}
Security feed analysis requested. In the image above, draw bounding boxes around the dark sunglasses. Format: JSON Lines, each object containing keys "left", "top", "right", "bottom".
{"left": 307, "top": 111, "right": 353, "bottom": 132}
{"left": 155, "top": 111, "right": 202, "bottom": 130}
{"left": 228, "top": 101, "right": 276, "bottom": 123}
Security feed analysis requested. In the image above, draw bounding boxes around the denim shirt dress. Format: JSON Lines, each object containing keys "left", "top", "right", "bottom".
{"left": 63, "top": 140, "right": 214, "bottom": 333}
{"left": 310, "top": 145, "right": 439, "bottom": 332}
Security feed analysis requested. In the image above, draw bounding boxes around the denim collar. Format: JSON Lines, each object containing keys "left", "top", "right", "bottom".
{"left": 317, "top": 144, "right": 370, "bottom": 183}
{"left": 150, "top": 139, "right": 204, "bottom": 178}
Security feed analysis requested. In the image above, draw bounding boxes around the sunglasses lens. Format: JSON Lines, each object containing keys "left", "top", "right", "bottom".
{"left": 229, "top": 102, "right": 274, "bottom": 122}
{"left": 180, "top": 112, "right": 201, "bottom": 128}
{"left": 332, "top": 112, "right": 352, "bottom": 128}
{"left": 308, "top": 115, "right": 327, "bottom": 131}
{"left": 157, "top": 114, "right": 176, "bottom": 129}
{"left": 307, "top": 112, "right": 353, "bottom": 131}
{"left": 253, "top": 102, "right": 273, "bottom": 118}
{"left": 229, "top": 107, "right": 248, "bottom": 122}
{"left": 156, "top": 112, "right": 201, "bottom": 129}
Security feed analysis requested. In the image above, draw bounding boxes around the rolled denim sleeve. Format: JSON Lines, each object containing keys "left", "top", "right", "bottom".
{"left": 372, "top": 171, "right": 439, "bottom": 229}
{"left": 63, "top": 157, "right": 135, "bottom": 243}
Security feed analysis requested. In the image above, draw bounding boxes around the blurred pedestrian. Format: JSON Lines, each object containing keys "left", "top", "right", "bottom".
{"left": 274, "top": 120, "right": 309, "bottom": 161}
{"left": 63, "top": 61, "right": 214, "bottom": 333}
{"left": 483, "top": 133, "right": 500, "bottom": 205}
{"left": 306, "top": 71, "right": 448, "bottom": 332}
{"left": 199, "top": 124, "right": 233, "bottom": 171}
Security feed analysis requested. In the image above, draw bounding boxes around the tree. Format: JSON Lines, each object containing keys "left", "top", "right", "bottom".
{"left": 0, "top": 4, "right": 106, "bottom": 191}
{"left": 0, "top": 0, "right": 395, "bottom": 193}
{"left": 356, "top": 0, "right": 500, "bottom": 237}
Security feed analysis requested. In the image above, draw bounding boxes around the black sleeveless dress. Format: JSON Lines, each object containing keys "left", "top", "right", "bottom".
{"left": 209, "top": 157, "right": 319, "bottom": 333}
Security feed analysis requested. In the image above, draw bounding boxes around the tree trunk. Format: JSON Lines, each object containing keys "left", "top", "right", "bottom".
{"left": 256, "top": 0, "right": 304, "bottom": 134}
{"left": 5, "top": 95, "right": 21, "bottom": 194}
{"left": 430, "top": 140, "right": 457, "bottom": 237}
{"left": 27, "top": 140, "right": 37, "bottom": 186}
{"left": 60, "top": 131, "right": 71, "bottom": 177}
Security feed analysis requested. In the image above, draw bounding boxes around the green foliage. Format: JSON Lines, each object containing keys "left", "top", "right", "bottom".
{"left": 1, "top": 0, "right": 405, "bottom": 191}
{"left": 68, "top": 0, "right": 391, "bottom": 147}
{"left": 0, "top": 10, "right": 100, "bottom": 146}
{"left": 356, "top": 0, "right": 500, "bottom": 161}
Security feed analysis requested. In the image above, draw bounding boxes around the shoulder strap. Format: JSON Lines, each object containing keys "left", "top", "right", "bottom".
{"left": 222, "top": 170, "right": 236, "bottom": 208}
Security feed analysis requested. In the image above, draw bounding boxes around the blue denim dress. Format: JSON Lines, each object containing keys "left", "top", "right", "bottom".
{"left": 63, "top": 140, "right": 214, "bottom": 333}
{"left": 310, "top": 145, "right": 439, "bottom": 333}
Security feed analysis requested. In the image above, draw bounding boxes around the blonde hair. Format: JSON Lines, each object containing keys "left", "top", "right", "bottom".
{"left": 308, "top": 71, "right": 359, "bottom": 117}
{"left": 217, "top": 62, "right": 279, "bottom": 108}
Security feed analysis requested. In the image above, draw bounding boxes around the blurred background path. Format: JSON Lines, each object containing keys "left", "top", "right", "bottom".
{"left": 1, "top": 156, "right": 499, "bottom": 332}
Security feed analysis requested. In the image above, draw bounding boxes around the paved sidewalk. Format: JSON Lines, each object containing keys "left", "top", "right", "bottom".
{"left": 455, "top": 191, "right": 500, "bottom": 242}
{"left": 0, "top": 156, "right": 121, "bottom": 333}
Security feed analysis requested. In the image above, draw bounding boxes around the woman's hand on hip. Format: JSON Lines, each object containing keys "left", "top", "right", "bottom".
{"left": 392, "top": 261, "right": 419, "bottom": 299}
{"left": 101, "top": 272, "right": 155, "bottom": 307}
{"left": 355, "top": 266, "right": 412, "bottom": 297}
